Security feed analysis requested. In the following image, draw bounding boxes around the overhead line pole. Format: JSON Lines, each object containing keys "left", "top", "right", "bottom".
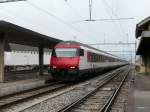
{"left": 104, "top": 51, "right": 135, "bottom": 52}
{"left": 89, "top": 0, "right": 92, "bottom": 20}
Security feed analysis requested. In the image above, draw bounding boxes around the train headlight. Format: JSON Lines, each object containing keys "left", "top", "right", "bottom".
{"left": 52, "top": 66, "right": 57, "bottom": 69}
{"left": 70, "top": 66, "right": 76, "bottom": 69}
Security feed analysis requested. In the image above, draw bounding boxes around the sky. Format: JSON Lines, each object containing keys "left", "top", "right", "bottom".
{"left": 0, "top": 0, "right": 149, "bottom": 61}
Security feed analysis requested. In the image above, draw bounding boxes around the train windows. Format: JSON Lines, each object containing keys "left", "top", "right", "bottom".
{"left": 99, "top": 55, "right": 101, "bottom": 62}
{"left": 87, "top": 52, "right": 92, "bottom": 62}
{"left": 54, "top": 48, "right": 78, "bottom": 57}
{"left": 102, "top": 56, "right": 104, "bottom": 62}
{"left": 93, "top": 54, "right": 95, "bottom": 62}
{"left": 95, "top": 54, "right": 98, "bottom": 61}
{"left": 96, "top": 54, "right": 98, "bottom": 62}
{"left": 79, "top": 49, "right": 84, "bottom": 56}
{"left": 91, "top": 53, "right": 99, "bottom": 62}
{"left": 100, "top": 55, "right": 102, "bottom": 62}
{"left": 87, "top": 53, "right": 113, "bottom": 62}
{"left": 92, "top": 53, "right": 95, "bottom": 62}
{"left": 98, "top": 55, "right": 100, "bottom": 62}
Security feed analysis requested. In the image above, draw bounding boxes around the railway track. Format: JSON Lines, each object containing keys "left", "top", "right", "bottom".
{"left": 0, "top": 68, "right": 119, "bottom": 110}
{"left": 0, "top": 66, "right": 129, "bottom": 111}
{"left": 0, "top": 81, "right": 70, "bottom": 109}
{"left": 59, "top": 66, "right": 130, "bottom": 112}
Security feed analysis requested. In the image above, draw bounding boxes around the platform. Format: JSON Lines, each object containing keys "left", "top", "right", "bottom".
{"left": 0, "top": 74, "right": 52, "bottom": 97}
{"left": 5, "top": 71, "right": 49, "bottom": 82}
{"left": 128, "top": 73, "right": 150, "bottom": 112}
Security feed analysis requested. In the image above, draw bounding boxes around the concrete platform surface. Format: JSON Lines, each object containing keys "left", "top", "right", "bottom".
{"left": 5, "top": 71, "right": 49, "bottom": 82}
{"left": 129, "top": 73, "right": 150, "bottom": 112}
{"left": 0, "top": 75, "right": 51, "bottom": 97}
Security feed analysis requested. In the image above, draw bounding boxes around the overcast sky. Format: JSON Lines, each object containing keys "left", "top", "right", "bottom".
{"left": 0, "top": 0, "right": 149, "bottom": 60}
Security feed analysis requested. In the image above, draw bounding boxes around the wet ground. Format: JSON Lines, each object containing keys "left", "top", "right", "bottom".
{"left": 5, "top": 71, "right": 50, "bottom": 82}
{"left": 128, "top": 73, "right": 150, "bottom": 112}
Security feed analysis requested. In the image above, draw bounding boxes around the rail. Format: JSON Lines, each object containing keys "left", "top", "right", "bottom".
{"left": 59, "top": 66, "right": 130, "bottom": 112}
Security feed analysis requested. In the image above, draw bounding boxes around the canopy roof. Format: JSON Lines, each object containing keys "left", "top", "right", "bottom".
{"left": 136, "top": 31, "right": 150, "bottom": 55}
{"left": 136, "top": 16, "right": 150, "bottom": 38}
{"left": 0, "top": 20, "right": 62, "bottom": 50}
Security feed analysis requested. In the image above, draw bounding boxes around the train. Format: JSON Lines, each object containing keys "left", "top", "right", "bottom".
{"left": 49, "top": 41, "right": 128, "bottom": 81}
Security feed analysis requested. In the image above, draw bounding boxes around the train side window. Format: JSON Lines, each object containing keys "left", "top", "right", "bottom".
{"left": 87, "top": 52, "right": 91, "bottom": 62}
{"left": 80, "top": 49, "right": 84, "bottom": 56}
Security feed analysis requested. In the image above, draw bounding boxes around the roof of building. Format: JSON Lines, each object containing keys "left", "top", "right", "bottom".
{"left": 136, "top": 16, "right": 150, "bottom": 38}
{"left": 0, "top": 20, "right": 62, "bottom": 50}
{"left": 136, "top": 31, "right": 150, "bottom": 55}
{"left": 8, "top": 43, "right": 51, "bottom": 52}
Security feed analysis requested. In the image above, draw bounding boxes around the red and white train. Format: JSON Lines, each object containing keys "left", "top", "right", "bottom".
{"left": 49, "top": 41, "right": 128, "bottom": 81}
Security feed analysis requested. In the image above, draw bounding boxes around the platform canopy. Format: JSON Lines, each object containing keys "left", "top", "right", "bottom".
{"left": 136, "top": 16, "right": 150, "bottom": 55}
{"left": 0, "top": 20, "right": 62, "bottom": 82}
{"left": 136, "top": 32, "right": 150, "bottom": 55}
{"left": 136, "top": 16, "right": 150, "bottom": 38}
{"left": 0, "top": 20, "right": 62, "bottom": 49}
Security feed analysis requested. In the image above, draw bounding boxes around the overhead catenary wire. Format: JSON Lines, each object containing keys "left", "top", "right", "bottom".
{"left": 68, "top": 0, "right": 134, "bottom": 23}
{"left": 102, "top": 0, "right": 130, "bottom": 57}
{"left": 26, "top": 0, "right": 87, "bottom": 38}
{"left": 102, "top": 0, "right": 130, "bottom": 39}
{"left": 64, "top": 0, "right": 90, "bottom": 38}
{"left": 0, "top": 0, "right": 84, "bottom": 39}
{"left": 103, "top": 0, "right": 136, "bottom": 60}
{"left": 0, "top": 7, "right": 35, "bottom": 28}
{"left": 100, "top": 0, "right": 124, "bottom": 41}
{"left": 64, "top": 0, "right": 84, "bottom": 20}
{"left": 0, "top": 7, "right": 57, "bottom": 37}
{"left": 87, "top": 0, "right": 134, "bottom": 22}
{"left": 69, "top": 18, "right": 134, "bottom": 24}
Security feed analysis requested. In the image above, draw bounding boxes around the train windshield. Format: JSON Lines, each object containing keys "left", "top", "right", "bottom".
{"left": 54, "top": 48, "right": 78, "bottom": 57}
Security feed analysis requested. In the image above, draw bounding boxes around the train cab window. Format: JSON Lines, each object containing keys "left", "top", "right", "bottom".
{"left": 79, "top": 49, "right": 84, "bottom": 56}
{"left": 54, "top": 48, "right": 78, "bottom": 57}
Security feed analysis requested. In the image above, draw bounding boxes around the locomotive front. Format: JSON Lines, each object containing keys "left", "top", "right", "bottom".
{"left": 49, "top": 43, "right": 81, "bottom": 81}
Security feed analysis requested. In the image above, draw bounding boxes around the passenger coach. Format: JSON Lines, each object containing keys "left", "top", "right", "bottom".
{"left": 49, "top": 41, "right": 127, "bottom": 81}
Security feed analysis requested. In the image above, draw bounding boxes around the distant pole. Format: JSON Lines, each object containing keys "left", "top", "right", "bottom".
{"left": 73, "top": 36, "right": 77, "bottom": 41}
{"left": 0, "top": 0, "right": 26, "bottom": 3}
{"left": 89, "top": 0, "right": 92, "bottom": 20}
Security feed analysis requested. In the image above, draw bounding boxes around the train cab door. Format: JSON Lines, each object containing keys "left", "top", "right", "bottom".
{"left": 78, "top": 48, "right": 85, "bottom": 71}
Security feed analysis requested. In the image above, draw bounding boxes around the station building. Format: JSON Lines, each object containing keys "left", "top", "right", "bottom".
{"left": 136, "top": 16, "right": 150, "bottom": 73}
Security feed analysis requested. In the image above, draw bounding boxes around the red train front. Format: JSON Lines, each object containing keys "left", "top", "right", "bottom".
{"left": 50, "top": 41, "right": 81, "bottom": 81}
{"left": 49, "top": 41, "right": 127, "bottom": 81}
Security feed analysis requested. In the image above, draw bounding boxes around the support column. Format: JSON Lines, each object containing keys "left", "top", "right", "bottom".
{"left": 39, "top": 45, "right": 44, "bottom": 76}
{"left": 0, "top": 33, "right": 5, "bottom": 82}
{"left": 149, "top": 23, "right": 150, "bottom": 31}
